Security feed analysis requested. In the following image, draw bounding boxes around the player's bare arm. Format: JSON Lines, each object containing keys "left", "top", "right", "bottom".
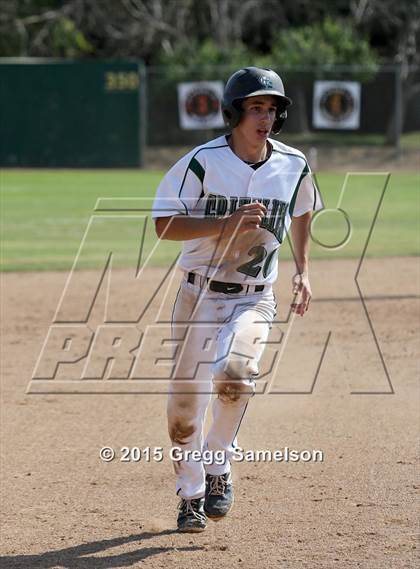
{"left": 290, "top": 211, "right": 312, "bottom": 316}
{"left": 155, "top": 202, "right": 267, "bottom": 241}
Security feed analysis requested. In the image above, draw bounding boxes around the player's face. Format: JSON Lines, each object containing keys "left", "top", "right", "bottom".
{"left": 237, "top": 95, "right": 278, "bottom": 145}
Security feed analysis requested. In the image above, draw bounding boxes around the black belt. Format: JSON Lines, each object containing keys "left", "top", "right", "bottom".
{"left": 187, "top": 272, "right": 265, "bottom": 294}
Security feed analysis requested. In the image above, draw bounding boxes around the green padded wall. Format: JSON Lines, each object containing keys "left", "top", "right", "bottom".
{"left": 0, "top": 60, "right": 145, "bottom": 167}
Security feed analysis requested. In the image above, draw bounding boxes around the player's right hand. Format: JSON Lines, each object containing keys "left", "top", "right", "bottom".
{"left": 224, "top": 202, "right": 267, "bottom": 234}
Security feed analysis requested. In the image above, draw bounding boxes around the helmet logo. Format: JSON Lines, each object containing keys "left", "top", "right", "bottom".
{"left": 259, "top": 76, "right": 273, "bottom": 89}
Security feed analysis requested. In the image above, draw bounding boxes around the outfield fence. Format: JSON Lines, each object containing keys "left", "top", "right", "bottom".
{"left": 0, "top": 60, "right": 419, "bottom": 167}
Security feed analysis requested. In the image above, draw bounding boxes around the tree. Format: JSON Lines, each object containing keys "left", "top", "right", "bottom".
{"left": 154, "top": 38, "right": 269, "bottom": 80}
{"left": 269, "top": 17, "right": 377, "bottom": 69}
{"left": 348, "top": 0, "right": 420, "bottom": 141}
{"left": 0, "top": 0, "right": 415, "bottom": 69}
{"left": 266, "top": 17, "right": 379, "bottom": 132}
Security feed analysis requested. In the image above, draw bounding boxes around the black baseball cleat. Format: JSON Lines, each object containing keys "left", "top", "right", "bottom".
{"left": 177, "top": 497, "right": 207, "bottom": 533}
{"left": 204, "top": 472, "right": 234, "bottom": 520}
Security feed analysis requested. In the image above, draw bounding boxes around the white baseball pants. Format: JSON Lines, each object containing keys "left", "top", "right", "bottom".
{"left": 168, "top": 274, "right": 276, "bottom": 499}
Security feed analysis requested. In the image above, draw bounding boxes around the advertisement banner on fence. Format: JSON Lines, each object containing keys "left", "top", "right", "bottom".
{"left": 313, "top": 80, "right": 361, "bottom": 129}
{"left": 178, "top": 81, "right": 225, "bottom": 129}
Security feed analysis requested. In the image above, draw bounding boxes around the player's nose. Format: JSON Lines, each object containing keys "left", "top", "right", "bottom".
{"left": 259, "top": 109, "right": 274, "bottom": 125}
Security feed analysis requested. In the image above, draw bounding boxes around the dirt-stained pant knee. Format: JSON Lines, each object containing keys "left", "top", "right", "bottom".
{"left": 212, "top": 357, "right": 256, "bottom": 404}
{"left": 167, "top": 393, "right": 209, "bottom": 445}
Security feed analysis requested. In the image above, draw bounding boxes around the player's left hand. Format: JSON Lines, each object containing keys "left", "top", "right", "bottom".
{"left": 291, "top": 272, "right": 312, "bottom": 316}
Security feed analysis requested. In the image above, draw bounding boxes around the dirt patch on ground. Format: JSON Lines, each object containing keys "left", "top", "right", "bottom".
{"left": 1, "top": 257, "right": 419, "bottom": 568}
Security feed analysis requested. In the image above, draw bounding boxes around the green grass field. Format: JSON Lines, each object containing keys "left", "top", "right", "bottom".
{"left": 282, "top": 130, "right": 420, "bottom": 148}
{"left": 1, "top": 169, "right": 418, "bottom": 272}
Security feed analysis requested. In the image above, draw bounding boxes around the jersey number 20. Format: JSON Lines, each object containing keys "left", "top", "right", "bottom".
{"left": 236, "top": 245, "right": 277, "bottom": 278}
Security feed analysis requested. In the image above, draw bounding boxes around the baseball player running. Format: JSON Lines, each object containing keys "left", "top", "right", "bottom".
{"left": 152, "top": 67, "right": 322, "bottom": 532}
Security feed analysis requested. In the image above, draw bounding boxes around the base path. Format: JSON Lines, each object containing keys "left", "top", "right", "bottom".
{"left": 1, "top": 257, "right": 418, "bottom": 569}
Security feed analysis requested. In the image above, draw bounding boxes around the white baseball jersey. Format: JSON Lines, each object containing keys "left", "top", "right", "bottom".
{"left": 152, "top": 135, "right": 323, "bottom": 285}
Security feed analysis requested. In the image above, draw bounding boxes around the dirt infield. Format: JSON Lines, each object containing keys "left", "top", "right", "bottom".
{"left": 1, "top": 257, "right": 419, "bottom": 569}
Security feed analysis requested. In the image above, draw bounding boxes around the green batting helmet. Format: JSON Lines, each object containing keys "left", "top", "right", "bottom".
{"left": 222, "top": 67, "right": 292, "bottom": 134}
